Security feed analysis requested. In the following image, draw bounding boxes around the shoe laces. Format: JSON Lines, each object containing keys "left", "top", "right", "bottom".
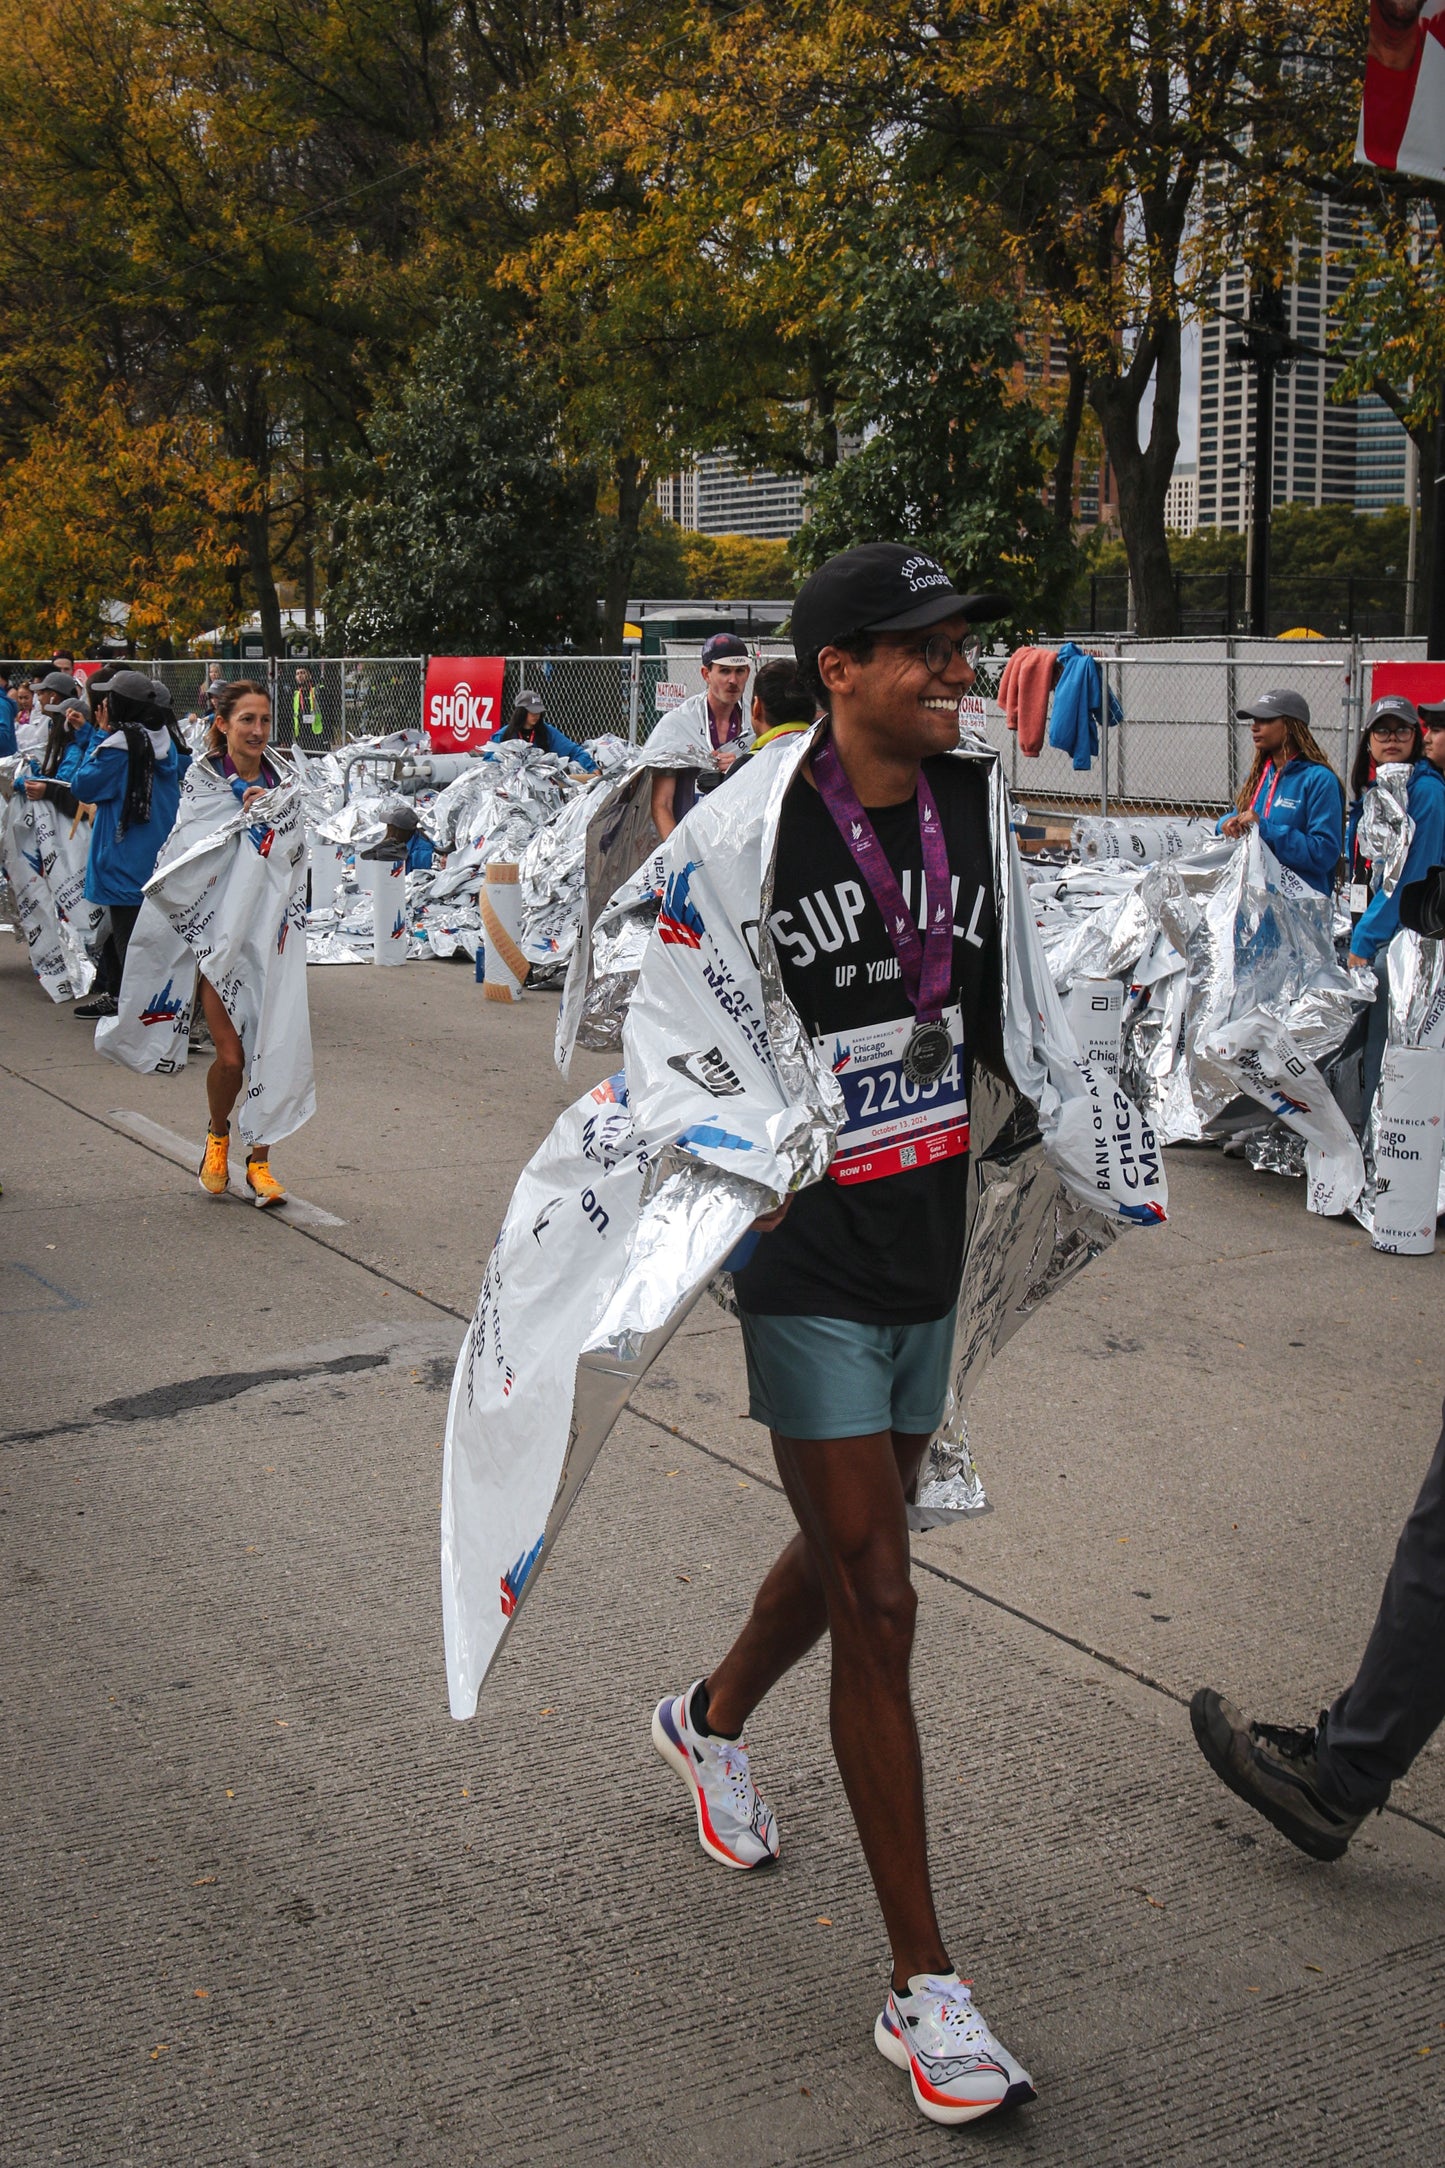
{"left": 909, "top": 1977, "right": 988, "bottom": 2049}
{"left": 712, "top": 1735, "right": 754, "bottom": 1806}
{"left": 1251, "top": 1717, "right": 1321, "bottom": 1766}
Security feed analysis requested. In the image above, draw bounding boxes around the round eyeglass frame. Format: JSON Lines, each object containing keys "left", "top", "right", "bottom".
{"left": 921, "top": 633, "right": 981, "bottom": 675}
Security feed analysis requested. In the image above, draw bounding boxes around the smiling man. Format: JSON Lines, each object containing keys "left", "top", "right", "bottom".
{"left": 649, "top": 544, "right": 1032, "bottom": 2127}
{"left": 648, "top": 630, "right": 754, "bottom": 838}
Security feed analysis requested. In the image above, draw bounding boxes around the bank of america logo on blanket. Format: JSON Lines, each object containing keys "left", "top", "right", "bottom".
{"left": 500, "top": 1533, "right": 544, "bottom": 1618}
{"left": 658, "top": 860, "right": 705, "bottom": 947}
{"left": 139, "top": 977, "right": 186, "bottom": 1027}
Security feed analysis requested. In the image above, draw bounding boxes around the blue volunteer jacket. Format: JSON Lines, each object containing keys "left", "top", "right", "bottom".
{"left": 406, "top": 833, "right": 435, "bottom": 873}
{"left": 1214, "top": 757, "right": 1343, "bottom": 895}
{"left": 70, "top": 732, "right": 183, "bottom": 906}
{"left": 1047, "top": 643, "right": 1122, "bottom": 772}
{"left": 0, "top": 692, "right": 16, "bottom": 758}
{"left": 484, "top": 719, "right": 598, "bottom": 772}
{"left": 53, "top": 722, "right": 99, "bottom": 786}
{"left": 1347, "top": 759, "right": 1445, "bottom": 963}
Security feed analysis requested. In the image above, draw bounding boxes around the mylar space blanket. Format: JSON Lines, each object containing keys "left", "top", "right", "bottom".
{"left": 1350, "top": 762, "right": 1445, "bottom": 1230}
{"left": 0, "top": 757, "right": 104, "bottom": 1000}
{"left": 442, "top": 727, "right": 1166, "bottom": 1721}
{"left": 96, "top": 755, "right": 315, "bottom": 1149}
{"left": 1025, "top": 830, "right": 1374, "bottom": 1214}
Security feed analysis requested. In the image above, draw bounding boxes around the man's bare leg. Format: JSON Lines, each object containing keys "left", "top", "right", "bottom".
{"left": 704, "top": 1428, "right": 946, "bottom": 1987}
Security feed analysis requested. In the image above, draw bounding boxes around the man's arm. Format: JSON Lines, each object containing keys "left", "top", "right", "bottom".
{"left": 651, "top": 769, "right": 677, "bottom": 839}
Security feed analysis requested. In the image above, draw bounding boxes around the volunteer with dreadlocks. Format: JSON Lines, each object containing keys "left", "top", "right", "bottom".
{"left": 66, "top": 668, "right": 185, "bottom": 1020}
{"left": 1217, "top": 688, "right": 1344, "bottom": 894}
{"left": 97, "top": 678, "right": 314, "bottom": 1207}
{"left": 648, "top": 548, "right": 1037, "bottom": 2128}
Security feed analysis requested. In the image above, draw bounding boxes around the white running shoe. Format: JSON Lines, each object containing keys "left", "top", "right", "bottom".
{"left": 651, "top": 1681, "right": 780, "bottom": 1870}
{"left": 875, "top": 1972, "right": 1036, "bottom": 2126}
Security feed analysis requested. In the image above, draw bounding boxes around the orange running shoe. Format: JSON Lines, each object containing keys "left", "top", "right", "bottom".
{"left": 245, "top": 1154, "right": 286, "bottom": 1208}
{"left": 198, "top": 1129, "right": 230, "bottom": 1196}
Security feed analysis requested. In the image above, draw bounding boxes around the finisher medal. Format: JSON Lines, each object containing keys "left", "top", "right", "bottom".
{"left": 901, "top": 1017, "right": 954, "bottom": 1085}
{"left": 812, "top": 730, "right": 956, "bottom": 1081}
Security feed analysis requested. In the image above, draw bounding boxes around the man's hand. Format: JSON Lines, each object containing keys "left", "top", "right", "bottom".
{"left": 750, "top": 1197, "right": 792, "bottom": 1234}
{"left": 715, "top": 745, "right": 738, "bottom": 774}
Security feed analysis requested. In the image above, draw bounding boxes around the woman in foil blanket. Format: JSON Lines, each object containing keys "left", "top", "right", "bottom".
{"left": 442, "top": 546, "right": 1169, "bottom": 2130}
{"left": 97, "top": 678, "right": 314, "bottom": 1208}
{"left": 0, "top": 690, "right": 106, "bottom": 1004}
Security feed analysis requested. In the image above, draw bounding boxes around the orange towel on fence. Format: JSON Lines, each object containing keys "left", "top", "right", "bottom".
{"left": 996, "top": 645, "right": 1059, "bottom": 757}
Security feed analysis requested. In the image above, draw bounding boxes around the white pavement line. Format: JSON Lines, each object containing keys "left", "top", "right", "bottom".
{"left": 106, "top": 1110, "right": 346, "bottom": 1227}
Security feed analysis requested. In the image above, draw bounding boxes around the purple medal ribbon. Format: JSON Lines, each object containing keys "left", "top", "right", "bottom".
{"left": 811, "top": 731, "right": 954, "bottom": 1080}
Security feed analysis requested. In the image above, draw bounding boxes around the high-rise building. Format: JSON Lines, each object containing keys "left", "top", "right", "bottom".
{"left": 1017, "top": 331, "right": 1118, "bottom": 527}
{"left": 654, "top": 454, "right": 806, "bottom": 540}
{"left": 1195, "top": 196, "right": 1412, "bottom": 530}
{"left": 1164, "top": 463, "right": 1198, "bottom": 535}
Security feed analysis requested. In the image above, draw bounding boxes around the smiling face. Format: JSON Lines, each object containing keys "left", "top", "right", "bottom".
{"left": 216, "top": 691, "right": 272, "bottom": 770}
{"left": 820, "top": 615, "right": 976, "bottom": 763}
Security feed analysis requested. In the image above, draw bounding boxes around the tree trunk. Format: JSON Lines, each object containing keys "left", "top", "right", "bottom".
{"left": 244, "top": 499, "right": 286, "bottom": 656}
{"left": 601, "top": 452, "right": 649, "bottom": 651}
{"left": 1052, "top": 355, "right": 1087, "bottom": 534}
{"left": 1091, "top": 316, "right": 1183, "bottom": 637}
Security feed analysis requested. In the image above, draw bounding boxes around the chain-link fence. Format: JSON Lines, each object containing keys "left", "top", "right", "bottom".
{"left": 7, "top": 640, "right": 1435, "bottom": 818}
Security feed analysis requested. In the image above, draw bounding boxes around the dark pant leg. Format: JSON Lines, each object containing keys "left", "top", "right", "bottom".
{"left": 1315, "top": 1401, "right": 1445, "bottom": 1814}
{"left": 94, "top": 903, "right": 141, "bottom": 998}
{"left": 1359, "top": 979, "right": 1390, "bottom": 1137}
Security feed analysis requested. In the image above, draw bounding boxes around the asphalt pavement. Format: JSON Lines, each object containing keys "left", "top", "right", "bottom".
{"left": 3, "top": 936, "right": 1443, "bottom": 2166}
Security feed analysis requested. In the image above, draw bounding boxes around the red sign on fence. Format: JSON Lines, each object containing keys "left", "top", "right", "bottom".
{"left": 424, "top": 655, "right": 506, "bottom": 751}
{"left": 1370, "top": 661, "right": 1445, "bottom": 711}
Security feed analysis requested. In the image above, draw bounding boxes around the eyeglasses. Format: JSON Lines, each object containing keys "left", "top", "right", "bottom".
{"left": 918, "top": 633, "right": 981, "bottom": 674}
{"left": 1370, "top": 721, "right": 1416, "bottom": 737}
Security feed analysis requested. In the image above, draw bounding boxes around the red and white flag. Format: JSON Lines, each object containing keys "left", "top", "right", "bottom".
{"left": 1358, "top": 0, "right": 1445, "bottom": 183}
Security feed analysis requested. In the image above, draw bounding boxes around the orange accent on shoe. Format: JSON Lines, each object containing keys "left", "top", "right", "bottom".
{"left": 245, "top": 1156, "right": 286, "bottom": 1208}
{"left": 199, "top": 1130, "right": 230, "bottom": 1196}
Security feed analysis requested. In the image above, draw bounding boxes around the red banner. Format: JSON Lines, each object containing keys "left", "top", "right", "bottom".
{"left": 424, "top": 656, "right": 506, "bottom": 751}
{"left": 1370, "top": 660, "right": 1445, "bottom": 710}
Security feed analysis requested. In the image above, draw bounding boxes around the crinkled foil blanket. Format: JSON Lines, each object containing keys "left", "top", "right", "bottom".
{"left": 1030, "top": 790, "right": 1443, "bottom": 1222}
{"left": 296, "top": 733, "right": 635, "bottom": 973}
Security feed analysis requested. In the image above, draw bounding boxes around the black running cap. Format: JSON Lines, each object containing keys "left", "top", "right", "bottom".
{"left": 792, "top": 544, "right": 1006, "bottom": 660}
{"left": 1417, "top": 700, "right": 1445, "bottom": 723}
{"left": 1235, "top": 688, "right": 1310, "bottom": 726}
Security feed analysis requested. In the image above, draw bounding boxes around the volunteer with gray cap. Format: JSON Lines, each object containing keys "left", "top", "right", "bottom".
{"left": 492, "top": 688, "right": 598, "bottom": 771}
{"left": 1217, "top": 688, "right": 1343, "bottom": 894}
{"left": 68, "top": 668, "right": 185, "bottom": 1020}
{"left": 650, "top": 544, "right": 1032, "bottom": 2129}
{"left": 647, "top": 631, "right": 753, "bottom": 838}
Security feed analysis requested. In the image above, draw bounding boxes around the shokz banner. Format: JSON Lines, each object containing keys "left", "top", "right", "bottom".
{"left": 1358, "top": 2, "right": 1445, "bottom": 183}
{"left": 424, "top": 656, "right": 506, "bottom": 752}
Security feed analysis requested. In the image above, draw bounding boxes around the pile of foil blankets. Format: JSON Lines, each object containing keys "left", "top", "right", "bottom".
{"left": 296, "top": 732, "right": 636, "bottom": 973}
{"left": 1026, "top": 770, "right": 1443, "bottom": 1223}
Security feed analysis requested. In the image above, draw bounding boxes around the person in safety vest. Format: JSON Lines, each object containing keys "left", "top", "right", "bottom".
{"left": 292, "top": 665, "right": 324, "bottom": 746}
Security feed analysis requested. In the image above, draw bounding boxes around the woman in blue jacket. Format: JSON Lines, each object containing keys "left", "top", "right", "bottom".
{"left": 491, "top": 689, "right": 598, "bottom": 771}
{"left": 68, "top": 669, "right": 186, "bottom": 1021}
{"left": 1218, "top": 688, "right": 1344, "bottom": 893}
{"left": 21, "top": 699, "right": 97, "bottom": 798}
{"left": 1343, "top": 695, "right": 1445, "bottom": 1127}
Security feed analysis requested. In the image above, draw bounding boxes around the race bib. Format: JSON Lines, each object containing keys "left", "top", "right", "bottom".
{"left": 817, "top": 1006, "right": 968, "bottom": 1185}
{"left": 1348, "top": 882, "right": 1369, "bottom": 917}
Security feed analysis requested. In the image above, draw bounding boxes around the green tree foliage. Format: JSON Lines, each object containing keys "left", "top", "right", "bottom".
{"left": 330, "top": 308, "right": 598, "bottom": 653}
{"left": 792, "top": 248, "right": 1072, "bottom": 630}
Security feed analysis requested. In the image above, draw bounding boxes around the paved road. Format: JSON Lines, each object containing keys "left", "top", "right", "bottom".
{"left": 3, "top": 940, "right": 1444, "bottom": 2165}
